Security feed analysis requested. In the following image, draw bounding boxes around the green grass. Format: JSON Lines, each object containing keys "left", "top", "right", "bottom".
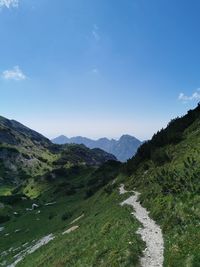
{"left": 123, "top": 116, "right": 200, "bottom": 267}
{"left": 0, "top": 186, "right": 12, "bottom": 196}
{"left": 0, "top": 170, "right": 144, "bottom": 267}
{"left": 18, "top": 189, "right": 143, "bottom": 267}
{"left": 22, "top": 178, "right": 52, "bottom": 199}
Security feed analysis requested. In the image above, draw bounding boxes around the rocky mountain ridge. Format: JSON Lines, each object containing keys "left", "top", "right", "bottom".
{"left": 52, "top": 134, "right": 142, "bottom": 162}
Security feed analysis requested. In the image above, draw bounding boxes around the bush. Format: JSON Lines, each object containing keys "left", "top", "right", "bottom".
{"left": 61, "top": 211, "right": 73, "bottom": 221}
{"left": 48, "top": 212, "right": 57, "bottom": 220}
{"left": 0, "top": 214, "right": 10, "bottom": 223}
{"left": 85, "top": 188, "right": 97, "bottom": 199}
{"left": 0, "top": 194, "right": 24, "bottom": 205}
{"left": 85, "top": 160, "right": 121, "bottom": 198}
{"left": 37, "top": 156, "right": 48, "bottom": 163}
{"left": 104, "top": 184, "right": 114, "bottom": 195}
{"left": 22, "top": 153, "right": 31, "bottom": 160}
{"left": 151, "top": 148, "right": 171, "bottom": 166}
{"left": 64, "top": 187, "right": 76, "bottom": 196}
{"left": 12, "top": 185, "right": 22, "bottom": 194}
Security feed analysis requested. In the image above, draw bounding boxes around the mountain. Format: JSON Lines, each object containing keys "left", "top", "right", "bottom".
{"left": 1, "top": 106, "right": 200, "bottom": 266}
{"left": 52, "top": 134, "right": 142, "bottom": 162}
{"left": 0, "top": 116, "right": 129, "bottom": 267}
{"left": 123, "top": 104, "right": 200, "bottom": 266}
{"left": 53, "top": 144, "right": 117, "bottom": 167}
{"left": 0, "top": 116, "right": 116, "bottom": 185}
{"left": 0, "top": 116, "right": 53, "bottom": 184}
{"left": 0, "top": 115, "right": 50, "bottom": 147}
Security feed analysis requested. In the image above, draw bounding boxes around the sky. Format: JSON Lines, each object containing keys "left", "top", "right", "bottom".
{"left": 1, "top": 0, "right": 200, "bottom": 140}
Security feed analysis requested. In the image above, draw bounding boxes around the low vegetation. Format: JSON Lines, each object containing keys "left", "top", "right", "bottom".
{"left": 123, "top": 104, "right": 200, "bottom": 266}
{"left": 0, "top": 164, "right": 144, "bottom": 267}
{"left": 1, "top": 105, "right": 200, "bottom": 266}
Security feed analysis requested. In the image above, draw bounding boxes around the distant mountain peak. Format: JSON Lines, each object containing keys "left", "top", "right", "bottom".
{"left": 0, "top": 115, "right": 117, "bottom": 184}
{"left": 52, "top": 134, "right": 142, "bottom": 162}
{"left": 58, "top": 134, "right": 68, "bottom": 138}
{"left": 119, "top": 134, "right": 140, "bottom": 140}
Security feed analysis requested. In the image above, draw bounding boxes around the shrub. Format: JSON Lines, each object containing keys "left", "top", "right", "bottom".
{"left": 85, "top": 188, "right": 96, "bottom": 199}
{"left": 48, "top": 212, "right": 57, "bottom": 220}
{"left": 64, "top": 187, "right": 76, "bottom": 196}
{"left": 61, "top": 211, "right": 72, "bottom": 221}
{"left": 0, "top": 214, "right": 10, "bottom": 223}
{"left": 22, "top": 153, "right": 31, "bottom": 160}
{"left": 0, "top": 194, "right": 24, "bottom": 205}
{"left": 104, "top": 184, "right": 114, "bottom": 195}
{"left": 37, "top": 156, "right": 48, "bottom": 163}
{"left": 151, "top": 148, "right": 171, "bottom": 166}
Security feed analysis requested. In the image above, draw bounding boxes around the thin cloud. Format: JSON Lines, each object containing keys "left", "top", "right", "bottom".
{"left": 91, "top": 68, "right": 99, "bottom": 74}
{"left": 92, "top": 24, "right": 100, "bottom": 42}
{"left": 178, "top": 89, "right": 200, "bottom": 103}
{"left": 2, "top": 66, "right": 27, "bottom": 81}
{"left": 0, "top": 0, "right": 19, "bottom": 8}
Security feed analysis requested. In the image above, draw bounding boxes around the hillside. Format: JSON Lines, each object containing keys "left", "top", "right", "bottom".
{"left": 0, "top": 116, "right": 116, "bottom": 185}
{"left": 123, "top": 104, "right": 200, "bottom": 266}
{"left": 52, "top": 134, "right": 142, "bottom": 162}
{"left": 0, "top": 117, "right": 145, "bottom": 267}
{"left": 0, "top": 116, "right": 50, "bottom": 147}
{"left": 0, "top": 106, "right": 200, "bottom": 267}
{"left": 0, "top": 116, "right": 54, "bottom": 184}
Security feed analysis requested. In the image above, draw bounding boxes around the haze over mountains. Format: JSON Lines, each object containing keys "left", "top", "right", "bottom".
{"left": 0, "top": 105, "right": 200, "bottom": 266}
{"left": 52, "top": 135, "right": 142, "bottom": 162}
{"left": 0, "top": 116, "right": 116, "bottom": 185}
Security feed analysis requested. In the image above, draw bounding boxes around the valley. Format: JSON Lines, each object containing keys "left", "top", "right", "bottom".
{"left": 0, "top": 105, "right": 200, "bottom": 266}
{"left": 1, "top": 1, "right": 200, "bottom": 266}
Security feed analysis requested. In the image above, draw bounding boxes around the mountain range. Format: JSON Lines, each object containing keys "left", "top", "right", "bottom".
{"left": 0, "top": 116, "right": 116, "bottom": 185}
{"left": 52, "top": 135, "right": 142, "bottom": 162}
{"left": 0, "top": 105, "right": 200, "bottom": 266}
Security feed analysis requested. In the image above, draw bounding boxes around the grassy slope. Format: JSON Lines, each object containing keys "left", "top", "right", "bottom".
{"left": 18, "top": 189, "right": 143, "bottom": 267}
{"left": 0, "top": 116, "right": 55, "bottom": 184}
{"left": 0, "top": 115, "right": 116, "bottom": 185}
{"left": 124, "top": 110, "right": 200, "bottom": 267}
{"left": 0, "top": 167, "right": 144, "bottom": 267}
{"left": 2, "top": 109, "right": 200, "bottom": 266}
{"left": 0, "top": 142, "right": 55, "bottom": 185}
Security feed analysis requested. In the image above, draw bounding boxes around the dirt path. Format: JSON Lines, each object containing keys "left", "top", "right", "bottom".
{"left": 119, "top": 184, "right": 164, "bottom": 267}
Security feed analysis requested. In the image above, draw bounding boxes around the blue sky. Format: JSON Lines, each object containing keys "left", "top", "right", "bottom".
{"left": 1, "top": 0, "right": 200, "bottom": 140}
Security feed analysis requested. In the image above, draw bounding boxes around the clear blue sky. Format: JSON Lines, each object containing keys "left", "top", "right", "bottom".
{"left": 1, "top": 0, "right": 200, "bottom": 140}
